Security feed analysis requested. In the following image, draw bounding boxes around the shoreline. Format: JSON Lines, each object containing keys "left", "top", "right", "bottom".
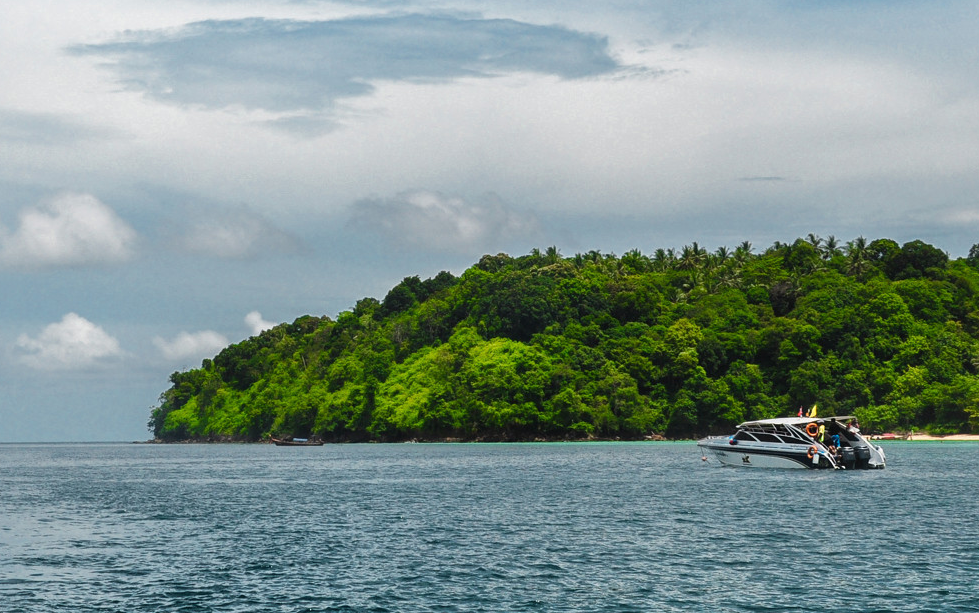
{"left": 903, "top": 433, "right": 979, "bottom": 441}
{"left": 140, "top": 433, "right": 979, "bottom": 445}
{"left": 138, "top": 431, "right": 979, "bottom": 444}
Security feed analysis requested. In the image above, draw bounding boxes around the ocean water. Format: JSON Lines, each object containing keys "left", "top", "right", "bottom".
{"left": 1, "top": 441, "right": 977, "bottom": 612}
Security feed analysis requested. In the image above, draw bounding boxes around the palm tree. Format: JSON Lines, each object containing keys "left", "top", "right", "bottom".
{"left": 822, "top": 235, "right": 841, "bottom": 260}
{"left": 678, "top": 244, "right": 703, "bottom": 271}
{"left": 718, "top": 265, "right": 743, "bottom": 289}
{"left": 766, "top": 240, "right": 785, "bottom": 255}
{"left": 652, "top": 248, "right": 670, "bottom": 272}
{"left": 845, "top": 236, "right": 872, "bottom": 276}
{"left": 844, "top": 236, "right": 867, "bottom": 257}
{"left": 621, "top": 248, "right": 649, "bottom": 273}
{"left": 733, "top": 241, "right": 753, "bottom": 266}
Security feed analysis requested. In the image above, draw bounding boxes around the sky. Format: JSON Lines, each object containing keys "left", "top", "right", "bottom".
{"left": 2, "top": 1, "right": 978, "bottom": 441}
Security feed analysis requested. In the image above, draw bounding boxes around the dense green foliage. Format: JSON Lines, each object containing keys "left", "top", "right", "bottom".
{"left": 149, "top": 237, "right": 979, "bottom": 441}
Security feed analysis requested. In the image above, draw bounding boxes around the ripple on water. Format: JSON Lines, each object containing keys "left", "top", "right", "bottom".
{"left": 2, "top": 442, "right": 979, "bottom": 612}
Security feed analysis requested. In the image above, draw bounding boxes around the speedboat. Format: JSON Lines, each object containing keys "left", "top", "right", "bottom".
{"left": 697, "top": 416, "right": 885, "bottom": 469}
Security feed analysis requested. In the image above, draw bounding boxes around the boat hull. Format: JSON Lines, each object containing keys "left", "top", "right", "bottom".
{"left": 701, "top": 442, "right": 823, "bottom": 469}
{"left": 271, "top": 438, "right": 324, "bottom": 446}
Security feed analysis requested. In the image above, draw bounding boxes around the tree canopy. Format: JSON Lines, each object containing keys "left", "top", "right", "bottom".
{"left": 149, "top": 237, "right": 979, "bottom": 441}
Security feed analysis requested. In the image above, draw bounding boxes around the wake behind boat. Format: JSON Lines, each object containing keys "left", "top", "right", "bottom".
{"left": 698, "top": 416, "right": 885, "bottom": 470}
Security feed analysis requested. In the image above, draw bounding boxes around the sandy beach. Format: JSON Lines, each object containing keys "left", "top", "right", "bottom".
{"left": 903, "top": 433, "right": 979, "bottom": 441}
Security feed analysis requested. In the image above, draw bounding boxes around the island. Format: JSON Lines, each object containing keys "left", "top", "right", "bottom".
{"left": 149, "top": 237, "right": 979, "bottom": 443}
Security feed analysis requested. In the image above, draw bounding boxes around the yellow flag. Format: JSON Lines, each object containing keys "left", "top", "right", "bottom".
{"left": 809, "top": 404, "right": 818, "bottom": 418}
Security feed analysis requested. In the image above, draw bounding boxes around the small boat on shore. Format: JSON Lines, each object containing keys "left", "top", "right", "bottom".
{"left": 271, "top": 437, "right": 324, "bottom": 447}
{"left": 698, "top": 416, "right": 885, "bottom": 470}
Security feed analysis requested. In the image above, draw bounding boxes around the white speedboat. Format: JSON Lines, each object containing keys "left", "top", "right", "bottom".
{"left": 697, "top": 416, "right": 885, "bottom": 470}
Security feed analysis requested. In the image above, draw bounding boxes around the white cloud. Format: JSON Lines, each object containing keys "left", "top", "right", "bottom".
{"left": 936, "top": 208, "right": 979, "bottom": 225}
{"left": 245, "top": 311, "right": 275, "bottom": 336}
{"left": 349, "top": 190, "right": 540, "bottom": 254}
{"left": 16, "top": 313, "right": 125, "bottom": 370}
{"left": 153, "top": 330, "right": 229, "bottom": 361}
{"left": 175, "top": 207, "right": 302, "bottom": 259}
{"left": 0, "top": 193, "right": 136, "bottom": 269}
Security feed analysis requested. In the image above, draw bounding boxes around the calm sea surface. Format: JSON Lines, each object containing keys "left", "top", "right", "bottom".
{"left": 2, "top": 441, "right": 977, "bottom": 612}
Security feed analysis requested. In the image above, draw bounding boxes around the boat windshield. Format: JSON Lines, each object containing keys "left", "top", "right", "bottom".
{"left": 734, "top": 418, "right": 861, "bottom": 447}
{"left": 734, "top": 423, "right": 811, "bottom": 445}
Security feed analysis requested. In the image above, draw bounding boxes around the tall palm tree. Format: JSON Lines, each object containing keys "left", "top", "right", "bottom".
{"left": 822, "top": 235, "right": 841, "bottom": 260}
{"left": 652, "top": 248, "right": 670, "bottom": 271}
{"left": 678, "top": 244, "right": 702, "bottom": 271}
{"left": 845, "top": 236, "right": 871, "bottom": 276}
{"left": 733, "top": 241, "right": 753, "bottom": 266}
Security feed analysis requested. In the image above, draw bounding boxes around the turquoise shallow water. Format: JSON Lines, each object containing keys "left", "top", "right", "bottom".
{"left": 1, "top": 441, "right": 977, "bottom": 612}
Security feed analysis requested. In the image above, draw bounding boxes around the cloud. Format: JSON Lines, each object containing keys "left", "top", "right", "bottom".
{"left": 0, "top": 193, "right": 136, "bottom": 269}
{"left": 738, "top": 176, "right": 790, "bottom": 182}
{"left": 150, "top": 313, "right": 273, "bottom": 363}
{"left": 349, "top": 190, "right": 539, "bottom": 253}
{"left": 924, "top": 207, "right": 979, "bottom": 226}
{"left": 245, "top": 311, "right": 275, "bottom": 336}
{"left": 0, "top": 109, "right": 115, "bottom": 145}
{"left": 174, "top": 207, "right": 302, "bottom": 259}
{"left": 16, "top": 313, "right": 125, "bottom": 370}
{"left": 153, "top": 330, "right": 229, "bottom": 361}
{"left": 71, "top": 14, "right": 621, "bottom": 121}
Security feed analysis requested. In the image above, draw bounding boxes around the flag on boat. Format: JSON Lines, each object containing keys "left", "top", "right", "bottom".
{"left": 807, "top": 404, "right": 818, "bottom": 418}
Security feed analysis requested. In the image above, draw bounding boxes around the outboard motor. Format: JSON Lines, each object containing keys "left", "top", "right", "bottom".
{"left": 840, "top": 446, "right": 856, "bottom": 470}
{"left": 852, "top": 443, "right": 871, "bottom": 469}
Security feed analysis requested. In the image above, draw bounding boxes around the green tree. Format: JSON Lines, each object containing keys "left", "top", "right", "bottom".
{"left": 887, "top": 240, "right": 948, "bottom": 280}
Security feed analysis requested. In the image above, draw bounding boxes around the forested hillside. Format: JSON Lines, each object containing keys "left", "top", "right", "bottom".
{"left": 149, "top": 237, "right": 979, "bottom": 441}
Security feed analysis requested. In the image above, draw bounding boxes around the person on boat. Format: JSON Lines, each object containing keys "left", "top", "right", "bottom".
{"left": 828, "top": 418, "right": 841, "bottom": 447}
{"left": 817, "top": 422, "right": 826, "bottom": 443}
{"left": 829, "top": 445, "right": 844, "bottom": 466}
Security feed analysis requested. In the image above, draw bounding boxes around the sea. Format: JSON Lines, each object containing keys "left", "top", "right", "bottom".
{"left": 2, "top": 441, "right": 977, "bottom": 613}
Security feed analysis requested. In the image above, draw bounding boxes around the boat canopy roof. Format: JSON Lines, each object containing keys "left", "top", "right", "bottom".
{"left": 738, "top": 416, "right": 857, "bottom": 428}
